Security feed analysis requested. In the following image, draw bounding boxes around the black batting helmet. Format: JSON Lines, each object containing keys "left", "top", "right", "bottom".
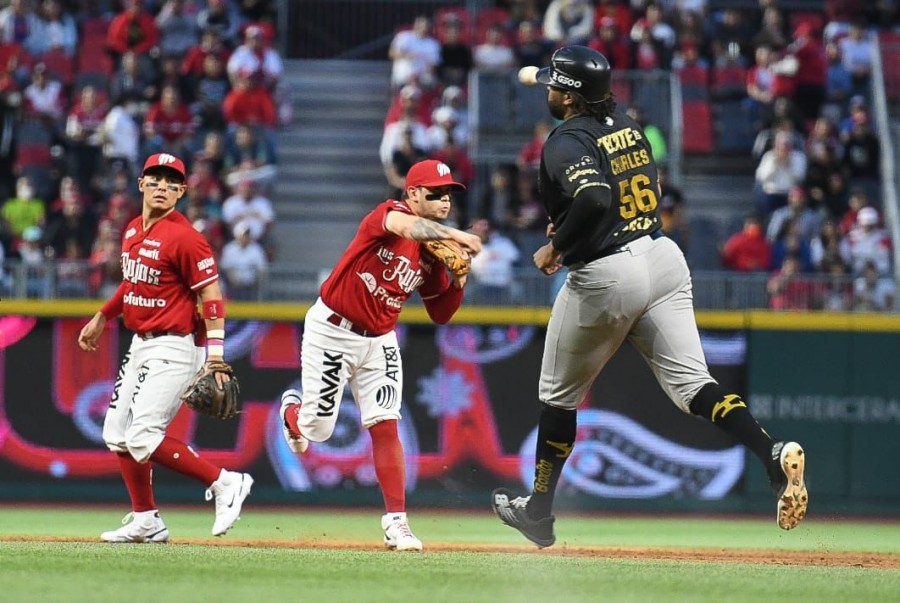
{"left": 536, "top": 46, "right": 612, "bottom": 103}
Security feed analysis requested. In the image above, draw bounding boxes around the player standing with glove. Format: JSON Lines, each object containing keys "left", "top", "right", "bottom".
{"left": 279, "top": 159, "right": 482, "bottom": 551}
{"left": 492, "top": 47, "right": 808, "bottom": 547}
{"left": 78, "top": 153, "right": 253, "bottom": 543}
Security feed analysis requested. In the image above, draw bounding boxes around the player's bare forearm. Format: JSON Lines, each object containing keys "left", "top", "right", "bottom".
{"left": 408, "top": 217, "right": 456, "bottom": 241}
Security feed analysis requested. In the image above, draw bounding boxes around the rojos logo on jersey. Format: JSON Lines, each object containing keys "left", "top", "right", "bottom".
{"left": 551, "top": 71, "right": 582, "bottom": 88}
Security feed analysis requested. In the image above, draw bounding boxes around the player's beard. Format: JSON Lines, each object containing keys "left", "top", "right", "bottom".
{"left": 548, "top": 95, "right": 567, "bottom": 121}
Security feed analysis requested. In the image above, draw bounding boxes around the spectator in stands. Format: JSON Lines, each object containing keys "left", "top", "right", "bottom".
{"left": 767, "top": 255, "right": 817, "bottom": 310}
{"left": 64, "top": 85, "right": 107, "bottom": 196}
{"left": 840, "top": 106, "right": 880, "bottom": 184}
{"left": 436, "top": 16, "right": 472, "bottom": 88}
{"left": 819, "top": 259, "right": 851, "bottom": 310}
{"left": 0, "top": 0, "right": 38, "bottom": 47}
{"left": 1, "top": 176, "right": 45, "bottom": 243}
{"left": 88, "top": 219, "right": 122, "bottom": 298}
{"left": 721, "top": 215, "right": 771, "bottom": 271}
{"left": 186, "top": 157, "right": 225, "bottom": 209}
{"left": 478, "top": 165, "right": 520, "bottom": 230}
{"left": 193, "top": 53, "right": 230, "bottom": 132}
{"left": 219, "top": 220, "right": 268, "bottom": 300}
{"left": 751, "top": 6, "right": 787, "bottom": 51}
{"left": 838, "top": 20, "right": 872, "bottom": 98}
{"left": 156, "top": 0, "right": 199, "bottom": 58}
{"left": 840, "top": 206, "right": 891, "bottom": 276}
{"left": 815, "top": 170, "right": 849, "bottom": 221}
{"left": 823, "top": 41, "right": 853, "bottom": 122}
{"left": 197, "top": 0, "right": 241, "bottom": 47}
{"left": 745, "top": 45, "right": 777, "bottom": 130}
{"left": 184, "top": 196, "right": 225, "bottom": 255}
{"left": 588, "top": 16, "right": 631, "bottom": 70}
{"left": 709, "top": 7, "right": 753, "bottom": 65}
{"left": 379, "top": 106, "right": 431, "bottom": 168}
{"left": 769, "top": 222, "right": 814, "bottom": 272}
{"left": 18, "top": 224, "right": 50, "bottom": 297}
{"left": 517, "top": 119, "right": 551, "bottom": 180}
{"left": 626, "top": 105, "right": 667, "bottom": 164}
{"left": 156, "top": 54, "right": 195, "bottom": 103}
{"left": 473, "top": 24, "right": 516, "bottom": 73}
{"left": 43, "top": 179, "right": 97, "bottom": 259}
{"left": 754, "top": 131, "right": 807, "bottom": 216}
{"left": 838, "top": 187, "right": 868, "bottom": 235}
{"left": 441, "top": 84, "right": 468, "bottom": 133}
{"left": 221, "top": 178, "right": 274, "bottom": 242}
{"left": 100, "top": 101, "right": 141, "bottom": 176}
{"left": 469, "top": 218, "right": 521, "bottom": 303}
{"left": 106, "top": 0, "right": 160, "bottom": 62}
{"left": 29, "top": 0, "right": 77, "bottom": 58}
{"left": 430, "top": 136, "right": 474, "bottom": 225}
{"left": 23, "top": 62, "right": 64, "bottom": 129}
{"left": 810, "top": 219, "right": 843, "bottom": 272}
{"left": 199, "top": 130, "right": 227, "bottom": 174}
{"left": 143, "top": 84, "right": 195, "bottom": 158}
{"left": 428, "top": 105, "right": 468, "bottom": 149}
{"left": 223, "top": 68, "right": 277, "bottom": 129}
{"left": 384, "top": 127, "right": 427, "bottom": 199}
{"left": 109, "top": 51, "right": 157, "bottom": 122}
{"left": 182, "top": 28, "right": 230, "bottom": 79}
{"left": 543, "top": 0, "right": 594, "bottom": 46}
{"left": 223, "top": 123, "right": 274, "bottom": 180}
{"left": 630, "top": 3, "right": 677, "bottom": 68}
{"left": 514, "top": 19, "right": 553, "bottom": 69}
{"left": 779, "top": 21, "right": 827, "bottom": 124}
{"left": 388, "top": 15, "right": 440, "bottom": 90}
{"left": 853, "top": 260, "right": 896, "bottom": 312}
{"left": 226, "top": 24, "right": 283, "bottom": 90}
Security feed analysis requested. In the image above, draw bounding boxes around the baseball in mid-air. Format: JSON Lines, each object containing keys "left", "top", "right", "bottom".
{"left": 518, "top": 65, "right": 540, "bottom": 85}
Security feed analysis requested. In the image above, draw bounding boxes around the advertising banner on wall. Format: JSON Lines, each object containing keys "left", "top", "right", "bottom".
{"left": 0, "top": 317, "right": 748, "bottom": 506}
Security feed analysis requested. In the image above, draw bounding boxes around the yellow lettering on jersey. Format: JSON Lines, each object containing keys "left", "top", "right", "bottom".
{"left": 597, "top": 127, "right": 644, "bottom": 154}
{"left": 610, "top": 148, "right": 651, "bottom": 176}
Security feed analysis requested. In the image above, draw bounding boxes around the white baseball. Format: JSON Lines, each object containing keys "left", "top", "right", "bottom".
{"left": 518, "top": 65, "right": 540, "bottom": 85}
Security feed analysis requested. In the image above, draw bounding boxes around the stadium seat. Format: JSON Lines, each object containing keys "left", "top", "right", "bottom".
{"left": 40, "top": 48, "right": 75, "bottom": 86}
{"left": 682, "top": 100, "right": 714, "bottom": 154}
{"left": 475, "top": 7, "right": 511, "bottom": 43}
{"left": 880, "top": 32, "right": 900, "bottom": 102}
{"left": 472, "top": 73, "right": 511, "bottom": 132}
{"left": 677, "top": 65, "right": 709, "bottom": 101}
{"left": 715, "top": 101, "right": 755, "bottom": 153}
{"left": 15, "top": 143, "right": 52, "bottom": 169}
{"left": 711, "top": 62, "right": 747, "bottom": 101}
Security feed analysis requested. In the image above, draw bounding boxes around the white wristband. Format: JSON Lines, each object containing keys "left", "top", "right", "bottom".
{"left": 207, "top": 329, "right": 225, "bottom": 339}
{"left": 207, "top": 344, "right": 224, "bottom": 357}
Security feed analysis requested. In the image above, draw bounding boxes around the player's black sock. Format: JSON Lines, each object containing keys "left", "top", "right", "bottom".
{"left": 527, "top": 403, "right": 576, "bottom": 520}
{"left": 689, "top": 383, "right": 773, "bottom": 466}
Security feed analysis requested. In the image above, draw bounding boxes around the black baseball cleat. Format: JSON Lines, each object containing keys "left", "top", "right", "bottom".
{"left": 491, "top": 488, "right": 556, "bottom": 548}
{"left": 768, "top": 441, "right": 808, "bottom": 530}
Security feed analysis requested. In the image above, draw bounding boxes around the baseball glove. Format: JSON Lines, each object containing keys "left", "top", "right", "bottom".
{"left": 180, "top": 361, "right": 240, "bottom": 420}
{"left": 423, "top": 239, "right": 471, "bottom": 277}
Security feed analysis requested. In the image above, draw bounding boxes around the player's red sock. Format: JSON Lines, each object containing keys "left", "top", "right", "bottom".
{"left": 284, "top": 403, "right": 303, "bottom": 437}
{"left": 369, "top": 420, "right": 406, "bottom": 513}
{"left": 150, "top": 436, "right": 222, "bottom": 486}
{"left": 116, "top": 452, "right": 156, "bottom": 512}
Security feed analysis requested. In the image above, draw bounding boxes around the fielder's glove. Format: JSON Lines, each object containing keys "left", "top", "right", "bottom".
{"left": 180, "top": 361, "right": 240, "bottom": 420}
{"left": 423, "top": 239, "right": 471, "bottom": 277}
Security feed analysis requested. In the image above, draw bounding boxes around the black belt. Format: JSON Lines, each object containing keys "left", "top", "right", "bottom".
{"left": 138, "top": 331, "right": 188, "bottom": 340}
{"left": 577, "top": 230, "right": 665, "bottom": 265}
{"left": 326, "top": 313, "right": 380, "bottom": 338}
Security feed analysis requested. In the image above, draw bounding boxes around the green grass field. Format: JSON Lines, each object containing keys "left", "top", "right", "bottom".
{"left": 1, "top": 506, "right": 899, "bottom": 603}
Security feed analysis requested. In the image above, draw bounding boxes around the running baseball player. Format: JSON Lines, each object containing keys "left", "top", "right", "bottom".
{"left": 492, "top": 47, "right": 808, "bottom": 547}
{"left": 279, "top": 159, "right": 482, "bottom": 551}
{"left": 78, "top": 153, "right": 253, "bottom": 543}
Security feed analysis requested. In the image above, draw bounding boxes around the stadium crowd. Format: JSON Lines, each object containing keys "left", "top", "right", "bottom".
{"left": 379, "top": 0, "right": 898, "bottom": 311}
{"left": 0, "top": 0, "right": 282, "bottom": 300}
{"left": 1, "top": 0, "right": 898, "bottom": 311}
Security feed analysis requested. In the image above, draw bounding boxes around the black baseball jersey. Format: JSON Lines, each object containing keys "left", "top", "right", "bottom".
{"left": 539, "top": 108, "right": 661, "bottom": 265}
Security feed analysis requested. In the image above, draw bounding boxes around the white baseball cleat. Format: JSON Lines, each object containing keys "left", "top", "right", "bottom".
{"left": 771, "top": 441, "right": 808, "bottom": 530}
{"left": 206, "top": 470, "right": 254, "bottom": 536}
{"left": 280, "top": 389, "right": 309, "bottom": 453}
{"left": 101, "top": 510, "right": 169, "bottom": 543}
{"left": 382, "top": 512, "right": 423, "bottom": 551}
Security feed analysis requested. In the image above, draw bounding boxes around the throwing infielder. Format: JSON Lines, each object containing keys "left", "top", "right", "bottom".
{"left": 492, "top": 47, "right": 808, "bottom": 547}
{"left": 280, "top": 160, "right": 482, "bottom": 551}
{"left": 78, "top": 153, "right": 253, "bottom": 543}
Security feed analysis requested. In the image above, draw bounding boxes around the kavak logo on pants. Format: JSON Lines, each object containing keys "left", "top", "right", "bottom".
{"left": 317, "top": 351, "right": 343, "bottom": 417}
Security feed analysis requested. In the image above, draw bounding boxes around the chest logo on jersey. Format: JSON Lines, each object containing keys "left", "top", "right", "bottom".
{"left": 121, "top": 253, "right": 162, "bottom": 286}
{"left": 125, "top": 227, "right": 137, "bottom": 239}
{"left": 139, "top": 247, "right": 160, "bottom": 260}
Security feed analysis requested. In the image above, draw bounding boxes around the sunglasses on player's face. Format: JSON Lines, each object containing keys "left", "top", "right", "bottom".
{"left": 420, "top": 186, "right": 452, "bottom": 201}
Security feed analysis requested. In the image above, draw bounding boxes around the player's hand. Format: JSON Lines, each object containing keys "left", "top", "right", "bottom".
{"left": 205, "top": 358, "right": 232, "bottom": 388}
{"left": 77, "top": 313, "right": 107, "bottom": 352}
{"left": 451, "top": 273, "right": 468, "bottom": 289}
{"left": 454, "top": 231, "right": 483, "bottom": 256}
{"left": 533, "top": 242, "right": 562, "bottom": 275}
{"left": 546, "top": 222, "right": 556, "bottom": 238}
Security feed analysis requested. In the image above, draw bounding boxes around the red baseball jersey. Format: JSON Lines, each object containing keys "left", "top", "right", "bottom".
{"left": 119, "top": 211, "right": 219, "bottom": 335}
{"left": 320, "top": 199, "right": 451, "bottom": 334}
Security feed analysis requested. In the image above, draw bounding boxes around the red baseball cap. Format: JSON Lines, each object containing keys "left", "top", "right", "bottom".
{"left": 142, "top": 153, "right": 186, "bottom": 180}
{"left": 405, "top": 160, "right": 466, "bottom": 190}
